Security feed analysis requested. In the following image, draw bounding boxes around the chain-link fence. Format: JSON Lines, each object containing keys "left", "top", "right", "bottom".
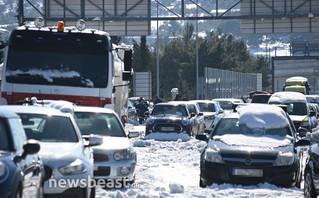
{"left": 203, "top": 67, "right": 261, "bottom": 99}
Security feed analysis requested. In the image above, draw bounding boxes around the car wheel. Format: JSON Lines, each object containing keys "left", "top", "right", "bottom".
{"left": 199, "top": 177, "right": 206, "bottom": 187}
{"left": 15, "top": 186, "right": 22, "bottom": 198}
{"left": 304, "top": 169, "right": 317, "bottom": 198}
{"left": 90, "top": 187, "right": 96, "bottom": 198}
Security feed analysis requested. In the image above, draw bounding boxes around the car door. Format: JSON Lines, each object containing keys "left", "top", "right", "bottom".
{"left": 9, "top": 118, "right": 42, "bottom": 198}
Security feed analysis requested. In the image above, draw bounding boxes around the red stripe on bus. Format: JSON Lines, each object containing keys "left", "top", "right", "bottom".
{"left": 1, "top": 92, "right": 111, "bottom": 107}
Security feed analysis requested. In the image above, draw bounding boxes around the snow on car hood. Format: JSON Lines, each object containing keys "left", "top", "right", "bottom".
{"left": 210, "top": 134, "right": 293, "bottom": 149}
{"left": 93, "top": 136, "right": 130, "bottom": 150}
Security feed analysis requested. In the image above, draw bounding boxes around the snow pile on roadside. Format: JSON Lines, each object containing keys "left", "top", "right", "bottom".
{"left": 144, "top": 132, "right": 191, "bottom": 142}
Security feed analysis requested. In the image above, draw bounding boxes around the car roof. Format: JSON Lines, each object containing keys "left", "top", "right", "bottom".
{"left": 73, "top": 106, "right": 116, "bottom": 114}
{"left": 213, "top": 98, "right": 243, "bottom": 102}
{"left": 0, "top": 105, "right": 71, "bottom": 117}
{"left": 0, "top": 109, "right": 20, "bottom": 119}
{"left": 189, "top": 100, "right": 218, "bottom": 104}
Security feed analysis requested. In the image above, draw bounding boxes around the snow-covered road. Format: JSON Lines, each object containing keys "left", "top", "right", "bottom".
{"left": 96, "top": 125, "right": 305, "bottom": 198}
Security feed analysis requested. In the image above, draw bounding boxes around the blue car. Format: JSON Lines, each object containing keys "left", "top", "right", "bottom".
{"left": 0, "top": 109, "right": 44, "bottom": 198}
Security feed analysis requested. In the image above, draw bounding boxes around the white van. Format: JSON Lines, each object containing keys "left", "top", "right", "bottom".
{"left": 268, "top": 91, "right": 313, "bottom": 132}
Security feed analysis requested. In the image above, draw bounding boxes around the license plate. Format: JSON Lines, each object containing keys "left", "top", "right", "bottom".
{"left": 232, "top": 168, "right": 263, "bottom": 177}
{"left": 94, "top": 164, "right": 99, "bottom": 171}
{"left": 161, "top": 127, "right": 175, "bottom": 131}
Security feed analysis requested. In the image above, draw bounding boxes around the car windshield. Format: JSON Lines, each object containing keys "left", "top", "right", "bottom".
{"left": 198, "top": 103, "right": 216, "bottom": 112}
{"left": 286, "top": 103, "right": 308, "bottom": 116}
{"left": 151, "top": 105, "right": 188, "bottom": 116}
{"left": 216, "top": 101, "right": 233, "bottom": 110}
{"left": 74, "top": 112, "right": 126, "bottom": 137}
{"left": 213, "top": 118, "right": 289, "bottom": 137}
{"left": 0, "top": 118, "right": 10, "bottom": 151}
{"left": 19, "top": 113, "right": 78, "bottom": 142}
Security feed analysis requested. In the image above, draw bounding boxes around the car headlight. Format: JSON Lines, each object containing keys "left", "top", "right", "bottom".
{"left": 182, "top": 118, "right": 190, "bottom": 126}
{"left": 58, "top": 159, "right": 88, "bottom": 175}
{"left": 147, "top": 118, "right": 155, "bottom": 125}
{"left": 204, "top": 148, "right": 223, "bottom": 163}
{"left": 113, "top": 149, "right": 136, "bottom": 161}
{"left": 0, "top": 161, "right": 8, "bottom": 182}
{"left": 301, "top": 121, "right": 309, "bottom": 127}
{"left": 273, "top": 152, "right": 294, "bottom": 166}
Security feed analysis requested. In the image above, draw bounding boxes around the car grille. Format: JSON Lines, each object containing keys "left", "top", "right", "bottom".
{"left": 93, "top": 153, "right": 109, "bottom": 162}
{"left": 223, "top": 157, "right": 274, "bottom": 167}
{"left": 153, "top": 123, "right": 182, "bottom": 132}
{"left": 94, "top": 166, "right": 111, "bottom": 176}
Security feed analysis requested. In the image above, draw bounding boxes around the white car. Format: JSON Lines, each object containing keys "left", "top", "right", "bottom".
{"left": 1, "top": 105, "right": 99, "bottom": 198}
{"left": 212, "top": 98, "right": 244, "bottom": 114}
{"left": 189, "top": 100, "right": 224, "bottom": 129}
{"left": 72, "top": 106, "right": 139, "bottom": 187}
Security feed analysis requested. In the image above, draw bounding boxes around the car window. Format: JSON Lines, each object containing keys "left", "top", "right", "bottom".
{"left": 19, "top": 114, "right": 78, "bottom": 142}
{"left": 8, "top": 118, "right": 27, "bottom": 151}
{"left": 215, "top": 101, "right": 232, "bottom": 110}
{"left": 198, "top": 103, "right": 216, "bottom": 112}
{"left": 214, "top": 118, "right": 289, "bottom": 137}
{"left": 187, "top": 104, "right": 197, "bottom": 114}
{"left": 151, "top": 105, "right": 188, "bottom": 116}
{"left": 74, "top": 112, "right": 126, "bottom": 137}
{"left": 286, "top": 103, "right": 308, "bottom": 116}
{"left": 0, "top": 118, "right": 10, "bottom": 151}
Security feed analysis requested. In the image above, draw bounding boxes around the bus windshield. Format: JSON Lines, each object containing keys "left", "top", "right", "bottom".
{"left": 6, "top": 48, "right": 108, "bottom": 88}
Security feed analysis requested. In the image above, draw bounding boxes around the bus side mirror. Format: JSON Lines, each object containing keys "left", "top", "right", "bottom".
{"left": 124, "top": 49, "right": 132, "bottom": 72}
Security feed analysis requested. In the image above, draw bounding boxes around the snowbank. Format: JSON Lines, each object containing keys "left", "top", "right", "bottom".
{"left": 237, "top": 104, "right": 289, "bottom": 129}
{"left": 144, "top": 132, "right": 191, "bottom": 142}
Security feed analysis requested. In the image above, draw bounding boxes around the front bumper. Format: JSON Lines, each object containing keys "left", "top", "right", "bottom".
{"left": 93, "top": 160, "right": 136, "bottom": 181}
{"left": 200, "top": 160, "right": 299, "bottom": 187}
{"left": 44, "top": 165, "right": 93, "bottom": 197}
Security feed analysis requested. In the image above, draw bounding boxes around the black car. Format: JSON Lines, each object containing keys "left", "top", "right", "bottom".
{"left": 0, "top": 109, "right": 44, "bottom": 198}
{"left": 145, "top": 103, "right": 195, "bottom": 136}
{"left": 196, "top": 104, "right": 310, "bottom": 187}
{"left": 304, "top": 142, "right": 319, "bottom": 197}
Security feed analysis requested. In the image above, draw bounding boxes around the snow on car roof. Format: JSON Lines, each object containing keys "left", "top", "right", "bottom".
{"left": 73, "top": 106, "right": 116, "bottom": 114}
{"left": 269, "top": 91, "right": 307, "bottom": 103}
{"left": 0, "top": 109, "right": 20, "bottom": 118}
{"left": 237, "top": 104, "right": 289, "bottom": 129}
{"left": 286, "top": 76, "right": 307, "bottom": 82}
{"left": 0, "top": 105, "right": 71, "bottom": 117}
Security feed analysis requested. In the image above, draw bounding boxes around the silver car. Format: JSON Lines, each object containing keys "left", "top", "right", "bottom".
{"left": 72, "top": 106, "right": 138, "bottom": 187}
{"left": 1, "top": 105, "right": 99, "bottom": 198}
{"left": 189, "top": 100, "right": 224, "bottom": 129}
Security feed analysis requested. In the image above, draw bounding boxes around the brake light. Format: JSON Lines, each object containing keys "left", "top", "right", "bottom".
{"left": 57, "top": 21, "right": 64, "bottom": 32}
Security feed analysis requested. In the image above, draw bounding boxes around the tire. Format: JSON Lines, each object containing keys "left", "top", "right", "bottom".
{"left": 90, "top": 187, "right": 96, "bottom": 198}
{"left": 15, "top": 186, "right": 22, "bottom": 198}
{"left": 304, "top": 169, "right": 317, "bottom": 198}
{"left": 199, "top": 177, "right": 206, "bottom": 187}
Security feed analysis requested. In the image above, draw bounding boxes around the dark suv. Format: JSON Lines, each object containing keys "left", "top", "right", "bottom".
{"left": 0, "top": 109, "right": 43, "bottom": 198}
{"left": 145, "top": 103, "right": 195, "bottom": 136}
{"left": 251, "top": 94, "right": 272, "bottom": 103}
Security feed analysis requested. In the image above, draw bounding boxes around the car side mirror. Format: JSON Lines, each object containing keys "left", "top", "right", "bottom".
{"left": 295, "top": 139, "right": 311, "bottom": 147}
{"left": 218, "top": 109, "right": 224, "bottom": 114}
{"left": 196, "top": 134, "right": 208, "bottom": 142}
{"left": 22, "top": 139, "right": 40, "bottom": 158}
{"left": 297, "top": 127, "right": 308, "bottom": 137}
{"left": 205, "top": 128, "right": 213, "bottom": 134}
{"left": 190, "top": 113, "right": 195, "bottom": 117}
{"left": 128, "top": 131, "right": 140, "bottom": 138}
{"left": 310, "top": 111, "right": 316, "bottom": 117}
{"left": 198, "top": 112, "right": 203, "bottom": 116}
{"left": 83, "top": 135, "right": 103, "bottom": 147}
